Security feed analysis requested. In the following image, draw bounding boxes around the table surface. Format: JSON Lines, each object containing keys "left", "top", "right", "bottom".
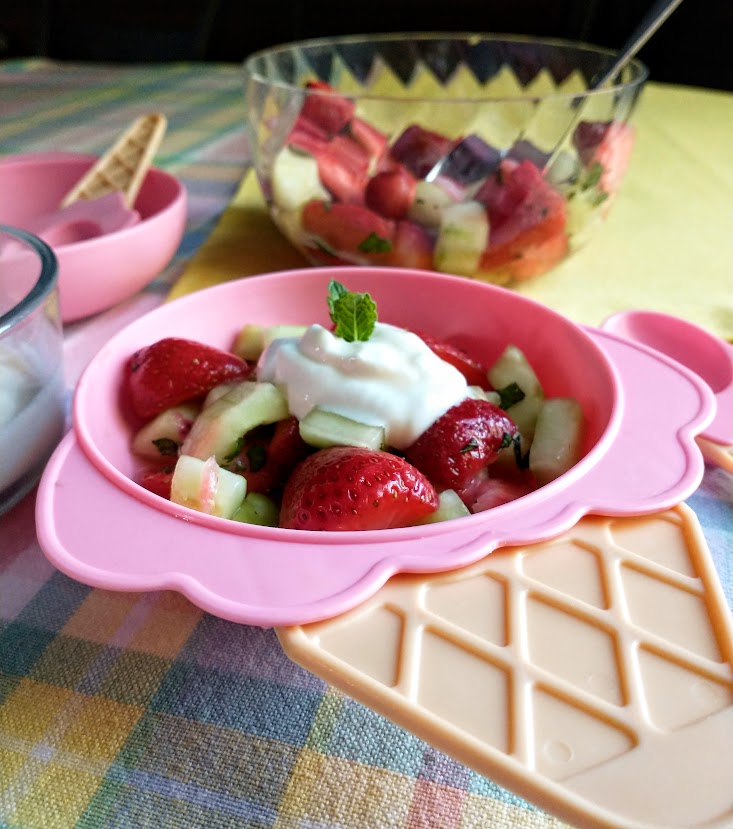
{"left": 0, "top": 59, "right": 731, "bottom": 829}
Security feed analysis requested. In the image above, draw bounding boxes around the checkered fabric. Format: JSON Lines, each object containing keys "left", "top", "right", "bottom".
{"left": 0, "top": 60, "right": 731, "bottom": 829}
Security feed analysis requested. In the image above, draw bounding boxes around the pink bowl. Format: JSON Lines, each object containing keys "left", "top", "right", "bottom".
{"left": 36, "top": 267, "right": 714, "bottom": 626}
{"left": 0, "top": 152, "right": 187, "bottom": 322}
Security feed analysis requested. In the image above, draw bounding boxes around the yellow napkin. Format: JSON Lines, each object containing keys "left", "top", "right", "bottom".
{"left": 168, "top": 83, "right": 733, "bottom": 340}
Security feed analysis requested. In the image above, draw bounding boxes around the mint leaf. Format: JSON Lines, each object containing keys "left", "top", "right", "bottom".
{"left": 152, "top": 438, "right": 179, "bottom": 457}
{"left": 496, "top": 382, "right": 526, "bottom": 410}
{"left": 327, "top": 280, "right": 377, "bottom": 342}
{"left": 357, "top": 232, "right": 392, "bottom": 254}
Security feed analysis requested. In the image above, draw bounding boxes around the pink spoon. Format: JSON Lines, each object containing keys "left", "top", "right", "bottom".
{"left": 602, "top": 310, "right": 733, "bottom": 470}
{"left": 24, "top": 191, "right": 140, "bottom": 247}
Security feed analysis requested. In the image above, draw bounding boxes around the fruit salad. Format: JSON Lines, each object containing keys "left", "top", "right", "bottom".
{"left": 125, "top": 282, "right": 585, "bottom": 531}
{"left": 260, "top": 82, "right": 635, "bottom": 283}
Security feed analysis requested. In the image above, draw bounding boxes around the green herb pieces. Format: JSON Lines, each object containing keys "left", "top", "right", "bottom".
{"left": 152, "top": 438, "right": 179, "bottom": 457}
{"left": 327, "top": 280, "right": 377, "bottom": 342}
{"left": 357, "top": 232, "right": 392, "bottom": 254}
{"left": 496, "top": 382, "right": 526, "bottom": 410}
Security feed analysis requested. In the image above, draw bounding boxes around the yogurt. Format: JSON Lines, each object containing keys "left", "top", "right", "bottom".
{"left": 257, "top": 322, "right": 468, "bottom": 449}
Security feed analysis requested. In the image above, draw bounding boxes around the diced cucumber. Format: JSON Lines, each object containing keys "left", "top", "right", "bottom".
{"left": 181, "top": 381, "right": 289, "bottom": 464}
{"left": 232, "top": 492, "right": 279, "bottom": 527}
{"left": 203, "top": 383, "right": 242, "bottom": 409}
{"left": 408, "top": 179, "right": 458, "bottom": 228}
{"left": 271, "top": 145, "right": 330, "bottom": 211}
{"left": 263, "top": 325, "right": 309, "bottom": 349}
{"left": 232, "top": 323, "right": 309, "bottom": 362}
{"left": 488, "top": 345, "right": 545, "bottom": 446}
{"left": 529, "top": 397, "right": 585, "bottom": 487}
{"left": 434, "top": 200, "right": 490, "bottom": 276}
{"left": 170, "top": 455, "right": 247, "bottom": 518}
{"left": 299, "top": 406, "right": 385, "bottom": 450}
{"left": 466, "top": 385, "right": 502, "bottom": 407}
{"left": 417, "top": 489, "right": 470, "bottom": 524}
{"left": 131, "top": 403, "right": 200, "bottom": 460}
{"left": 232, "top": 323, "right": 265, "bottom": 361}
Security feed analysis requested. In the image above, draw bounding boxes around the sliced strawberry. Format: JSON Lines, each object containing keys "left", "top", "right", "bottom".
{"left": 389, "top": 125, "right": 454, "bottom": 179}
{"left": 225, "top": 416, "right": 311, "bottom": 496}
{"left": 301, "top": 200, "right": 395, "bottom": 262}
{"left": 317, "top": 134, "right": 371, "bottom": 203}
{"left": 348, "top": 116, "right": 388, "bottom": 162}
{"left": 365, "top": 167, "right": 417, "bottom": 219}
{"left": 287, "top": 116, "right": 331, "bottom": 156}
{"left": 386, "top": 220, "right": 434, "bottom": 270}
{"left": 279, "top": 446, "right": 438, "bottom": 531}
{"left": 139, "top": 465, "right": 175, "bottom": 499}
{"left": 404, "top": 398, "right": 519, "bottom": 491}
{"left": 126, "top": 337, "right": 252, "bottom": 420}
{"left": 456, "top": 469, "right": 536, "bottom": 513}
{"left": 300, "top": 81, "right": 355, "bottom": 137}
{"left": 416, "top": 333, "right": 492, "bottom": 389}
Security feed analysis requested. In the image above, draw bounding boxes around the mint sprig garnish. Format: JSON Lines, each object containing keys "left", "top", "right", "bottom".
{"left": 327, "top": 280, "right": 377, "bottom": 342}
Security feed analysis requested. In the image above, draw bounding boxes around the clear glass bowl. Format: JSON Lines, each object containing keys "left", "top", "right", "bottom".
{"left": 0, "top": 225, "right": 65, "bottom": 515}
{"left": 243, "top": 33, "right": 647, "bottom": 284}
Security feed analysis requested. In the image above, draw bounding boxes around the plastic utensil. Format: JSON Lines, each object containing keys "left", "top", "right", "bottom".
{"left": 21, "top": 191, "right": 140, "bottom": 247}
{"left": 60, "top": 113, "right": 167, "bottom": 208}
{"left": 602, "top": 310, "right": 733, "bottom": 472}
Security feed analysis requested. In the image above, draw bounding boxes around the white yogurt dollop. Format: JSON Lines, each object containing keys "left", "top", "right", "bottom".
{"left": 257, "top": 322, "right": 468, "bottom": 449}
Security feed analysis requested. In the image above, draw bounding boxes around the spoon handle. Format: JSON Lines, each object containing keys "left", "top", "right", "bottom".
{"left": 592, "top": 0, "right": 686, "bottom": 90}
{"left": 543, "top": 0, "right": 685, "bottom": 174}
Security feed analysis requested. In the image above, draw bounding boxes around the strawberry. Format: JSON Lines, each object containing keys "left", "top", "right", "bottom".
{"left": 300, "top": 81, "right": 355, "bottom": 137}
{"left": 455, "top": 469, "right": 536, "bottom": 513}
{"left": 225, "top": 416, "right": 311, "bottom": 496}
{"left": 416, "top": 332, "right": 492, "bottom": 389}
{"left": 301, "top": 200, "right": 395, "bottom": 262}
{"left": 404, "top": 398, "right": 519, "bottom": 491}
{"left": 126, "top": 337, "right": 252, "bottom": 420}
{"left": 348, "top": 116, "right": 388, "bottom": 162}
{"left": 139, "top": 465, "right": 175, "bottom": 499}
{"left": 316, "top": 134, "right": 371, "bottom": 203}
{"left": 365, "top": 167, "right": 417, "bottom": 219}
{"left": 279, "top": 446, "right": 439, "bottom": 531}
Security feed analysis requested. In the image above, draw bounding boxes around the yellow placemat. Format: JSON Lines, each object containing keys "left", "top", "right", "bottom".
{"left": 168, "top": 83, "right": 733, "bottom": 340}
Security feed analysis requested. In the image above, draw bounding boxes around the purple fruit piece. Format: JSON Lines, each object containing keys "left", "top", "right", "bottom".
{"left": 389, "top": 125, "right": 453, "bottom": 179}
{"left": 507, "top": 139, "right": 550, "bottom": 169}
{"left": 437, "top": 134, "right": 502, "bottom": 185}
{"left": 573, "top": 121, "right": 612, "bottom": 166}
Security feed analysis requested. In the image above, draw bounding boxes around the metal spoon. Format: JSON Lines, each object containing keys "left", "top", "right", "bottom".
{"left": 543, "top": 0, "right": 686, "bottom": 173}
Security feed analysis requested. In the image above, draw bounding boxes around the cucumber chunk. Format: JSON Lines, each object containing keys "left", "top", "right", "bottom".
{"left": 299, "top": 406, "right": 385, "bottom": 450}
{"left": 417, "top": 489, "right": 470, "bottom": 524}
{"left": 434, "top": 200, "right": 490, "bottom": 276}
{"left": 232, "top": 324, "right": 308, "bottom": 361}
{"left": 131, "top": 403, "right": 200, "bottom": 460}
{"left": 181, "top": 381, "right": 289, "bottom": 464}
{"left": 170, "top": 455, "right": 247, "bottom": 518}
{"left": 529, "top": 397, "right": 585, "bottom": 486}
{"left": 232, "top": 492, "right": 280, "bottom": 527}
{"left": 488, "top": 345, "right": 545, "bottom": 447}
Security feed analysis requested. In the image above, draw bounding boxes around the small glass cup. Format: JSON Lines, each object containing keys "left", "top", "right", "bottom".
{"left": 0, "top": 225, "right": 65, "bottom": 515}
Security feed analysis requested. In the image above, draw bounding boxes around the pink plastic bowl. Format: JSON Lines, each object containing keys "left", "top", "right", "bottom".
{"left": 36, "top": 267, "right": 714, "bottom": 626}
{"left": 0, "top": 152, "right": 187, "bottom": 322}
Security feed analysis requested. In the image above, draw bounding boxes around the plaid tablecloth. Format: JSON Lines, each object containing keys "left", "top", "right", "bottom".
{"left": 0, "top": 59, "right": 731, "bottom": 829}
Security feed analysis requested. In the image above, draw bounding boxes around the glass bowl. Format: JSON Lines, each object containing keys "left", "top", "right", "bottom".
{"left": 243, "top": 33, "right": 647, "bottom": 285}
{"left": 0, "top": 225, "right": 65, "bottom": 515}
